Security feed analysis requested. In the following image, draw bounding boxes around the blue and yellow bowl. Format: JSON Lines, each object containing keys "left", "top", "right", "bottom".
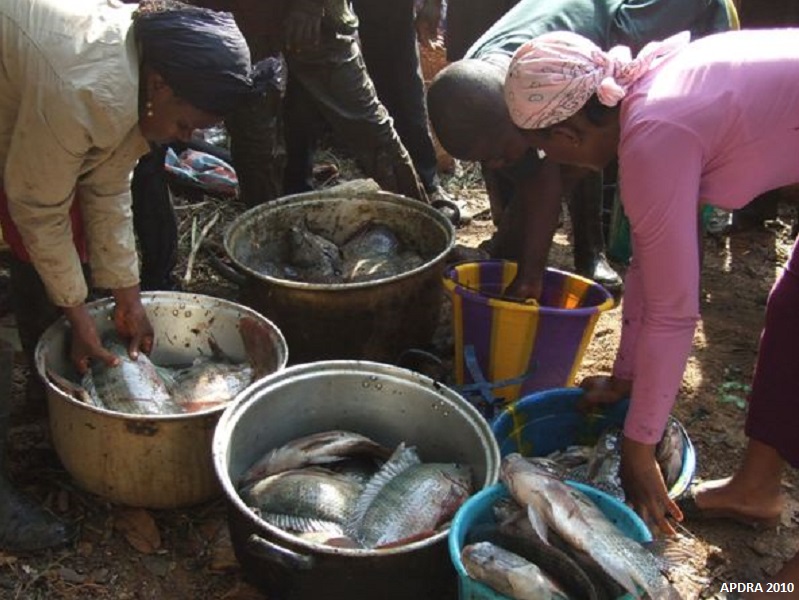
{"left": 490, "top": 387, "right": 696, "bottom": 500}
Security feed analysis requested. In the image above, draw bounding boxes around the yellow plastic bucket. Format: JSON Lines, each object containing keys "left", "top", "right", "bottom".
{"left": 443, "top": 260, "right": 614, "bottom": 406}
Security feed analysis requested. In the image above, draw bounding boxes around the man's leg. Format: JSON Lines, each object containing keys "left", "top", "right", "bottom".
{"left": 131, "top": 146, "right": 180, "bottom": 292}
{"left": 568, "top": 171, "right": 623, "bottom": 294}
{"left": 286, "top": 37, "right": 427, "bottom": 202}
{"left": 353, "top": 0, "right": 441, "bottom": 194}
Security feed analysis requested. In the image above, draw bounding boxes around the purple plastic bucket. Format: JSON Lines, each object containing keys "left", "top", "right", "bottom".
{"left": 443, "top": 260, "right": 614, "bottom": 406}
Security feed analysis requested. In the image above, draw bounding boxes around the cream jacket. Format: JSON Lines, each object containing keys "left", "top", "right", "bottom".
{"left": 0, "top": 0, "right": 149, "bottom": 306}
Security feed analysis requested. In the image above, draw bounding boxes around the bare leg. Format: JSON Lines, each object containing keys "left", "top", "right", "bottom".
{"left": 745, "top": 551, "right": 799, "bottom": 599}
{"left": 692, "top": 438, "right": 784, "bottom": 522}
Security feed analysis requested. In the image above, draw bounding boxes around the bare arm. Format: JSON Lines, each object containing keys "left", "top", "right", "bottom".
{"left": 505, "top": 161, "right": 590, "bottom": 299}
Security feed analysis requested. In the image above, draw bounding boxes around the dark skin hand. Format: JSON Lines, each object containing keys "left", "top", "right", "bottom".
{"left": 62, "top": 284, "right": 153, "bottom": 375}
{"left": 580, "top": 374, "right": 683, "bottom": 535}
{"left": 620, "top": 438, "right": 683, "bottom": 536}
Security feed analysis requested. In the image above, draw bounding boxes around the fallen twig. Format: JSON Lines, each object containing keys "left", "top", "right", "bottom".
{"left": 184, "top": 211, "right": 220, "bottom": 286}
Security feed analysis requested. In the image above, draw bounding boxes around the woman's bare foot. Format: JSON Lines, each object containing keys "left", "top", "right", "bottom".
{"left": 690, "top": 438, "right": 785, "bottom": 526}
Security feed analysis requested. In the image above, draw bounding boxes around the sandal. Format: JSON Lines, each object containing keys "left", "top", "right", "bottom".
{"left": 678, "top": 486, "right": 781, "bottom": 529}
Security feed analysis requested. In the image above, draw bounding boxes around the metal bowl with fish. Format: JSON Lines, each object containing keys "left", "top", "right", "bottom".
{"left": 491, "top": 387, "right": 697, "bottom": 501}
{"left": 36, "top": 292, "right": 288, "bottom": 509}
{"left": 222, "top": 179, "right": 455, "bottom": 364}
{"left": 212, "top": 360, "right": 501, "bottom": 600}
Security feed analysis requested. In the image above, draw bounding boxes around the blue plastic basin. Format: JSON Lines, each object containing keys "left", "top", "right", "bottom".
{"left": 490, "top": 387, "right": 696, "bottom": 499}
{"left": 449, "top": 482, "right": 651, "bottom": 600}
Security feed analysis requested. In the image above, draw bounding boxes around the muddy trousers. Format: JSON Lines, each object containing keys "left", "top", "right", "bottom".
{"left": 745, "top": 236, "right": 799, "bottom": 468}
{"left": 281, "top": 35, "right": 427, "bottom": 202}
{"left": 352, "top": 0, "right": 440, "bottom": 193}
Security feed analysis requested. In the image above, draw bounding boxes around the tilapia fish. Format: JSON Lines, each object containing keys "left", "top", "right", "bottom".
{"left": 346, "top": 444, "right": 473, "bottom": 549}
{"left": 282, "top": 223, "right": 342, "bottom": 282}
{"left": 240, "top": 430, "right": 393, "bottom": 486}
{"left": 555, "top": 419, "right": 685, "bottom": 501}
{"left": 477, "top": 502, "right": 601, "bottom": 600}
{"left": 81, "top": 335, "right": 180, "bottom": 415}
{"left": 243, "top": 467, "right": 362, "bottom": 536}
{"left": 501, "top": 454, "right": 680, "bottom": 600}
{"left": 340, "top": 222, "right": 423, "bottom": 282}
{"left": 461, "top": 541, "right": 570, "bottom": 600}
{"left": 63, "top": 316, "right": 276, "bottom": 416}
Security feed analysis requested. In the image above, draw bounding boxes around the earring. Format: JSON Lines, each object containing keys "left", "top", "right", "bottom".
{"left": 146, "top": 100, "right": 153, "bottom": 118}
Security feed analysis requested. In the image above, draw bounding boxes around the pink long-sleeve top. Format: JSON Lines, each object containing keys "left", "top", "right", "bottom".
{"left": 615, "top": 28, "right": 799, "bottom": 444}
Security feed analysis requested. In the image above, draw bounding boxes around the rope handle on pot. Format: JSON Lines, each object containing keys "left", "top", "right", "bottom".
{"left": 456, "top": 345, "right": 537, "bottom": 420}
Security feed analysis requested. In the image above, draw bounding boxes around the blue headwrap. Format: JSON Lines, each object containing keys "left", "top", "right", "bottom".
{"left": 133, "top": 1, "right": 268, "bottom": 116}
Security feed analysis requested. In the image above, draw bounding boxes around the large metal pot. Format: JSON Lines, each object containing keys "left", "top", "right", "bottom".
{"left": 213, "top": 361, "right": 500, "bottom": 600}
{"left": 223, "top": 182, "right": 455, "bottom": 364}
{"left": 36, "top": 292, "right": 288, "bottom": 509}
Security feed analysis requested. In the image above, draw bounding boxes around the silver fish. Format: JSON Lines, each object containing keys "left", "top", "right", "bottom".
{"left": 75, "top": 316, "right": 275, "bottom": 416}
{"left": 656, "top": 418, "right": 685, "bottom": 489}
{"left": 340, "top": 222, "right": 424, "bottom": 282}
{"left": 479, "top": 503, "right": 602, "bottom": 600}
{"left": 501, "top": 453, "right": 679, "bottom": 600}
{"left": 285, "top": 223, "right": 342, "bottom": 282}
{"left": 168, "top": 359, "right": 253, "bottom": 413}
{"left": 461, "top": 541, "right": 570, "bottom": 600}
{"left": 243, "top": 467, "right": 362, "bottom": 535}
{"left": 346, "top": 444, "right": 473, "bottom": 549}
{"left": 81, "top": 335, "right": 180, "bottom": 415}
{"left": 579, "top": 426, "right": 625, "bottom": 500}
{"left": 340, "top": 222, "right": 401, "bottom": 258}
{"left": 240, "top": 430, "right": 393, "bottom": 486}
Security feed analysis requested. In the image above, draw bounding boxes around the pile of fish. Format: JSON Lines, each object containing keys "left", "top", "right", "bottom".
{"left": 238, "top": 430, "right": 474, "bottom": 549}
{"left": 48, "top": 317, "right": 276, "bottom": 416}
{"left": 461, "top": 454, "right": 683, "bottom": 600}
{"left": 531, "top": 417, "right": 686, "bottom": 502}
{"left": 257, "top": 220, "right": 425, "bottom": 284}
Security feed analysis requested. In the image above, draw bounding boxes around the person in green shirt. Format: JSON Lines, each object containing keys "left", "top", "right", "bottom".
{"left": 427, "top": 0, "right": 737, "bottom": 299}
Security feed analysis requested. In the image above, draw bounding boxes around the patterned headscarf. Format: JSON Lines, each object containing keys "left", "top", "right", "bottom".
{"left": 133, "top": 0, "right": 271, "bottom": 117}
{"left": 504, "top": 30, "right": 690, "bottom": 129}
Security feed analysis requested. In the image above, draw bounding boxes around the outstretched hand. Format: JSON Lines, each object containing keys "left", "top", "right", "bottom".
{"left": 620, "top": 437, "right": 683, "bottom": 536}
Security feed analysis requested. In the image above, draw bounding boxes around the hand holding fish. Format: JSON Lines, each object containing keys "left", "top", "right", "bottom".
{"left": 112, "top": 285, "right": 154, "bottom": 360}
{"left": 580, "top": 374, "right": 632, "bottom": 405}
{"left": 62, "top": 304, "right": 120, "bottom": 375}
{"left": 620, "top": 437, "right": 683, "bottom": 536}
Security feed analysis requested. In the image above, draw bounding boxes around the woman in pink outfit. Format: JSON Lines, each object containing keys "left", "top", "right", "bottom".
{"left": 502, "top": 27, "right": 799, "bottom": 591}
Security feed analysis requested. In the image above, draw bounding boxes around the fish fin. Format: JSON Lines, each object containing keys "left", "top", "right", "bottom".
{"left": 239, "top": 446, "right": 307, "bottom": 485}
{"left": 48, "top": 369, "right": 97, "bottom": 406}
{"left": 344, "top": 443, "right": 420, "bottom": 540}
{"left": 526, "top": 504, "right": 549, "bottom": 544}
{"left": 239, "top": 317, "right": 279, "bottom": 379}
{"left": 261, "top": 512, "right": 344, "bottom": 535}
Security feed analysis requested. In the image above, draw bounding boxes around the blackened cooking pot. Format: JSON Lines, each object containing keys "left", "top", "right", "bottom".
{"left": 222, "top": 180, "right": 455, "bottom": 364}
{"left": 212, "top": 360, "right": 500, "bottom": 600}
